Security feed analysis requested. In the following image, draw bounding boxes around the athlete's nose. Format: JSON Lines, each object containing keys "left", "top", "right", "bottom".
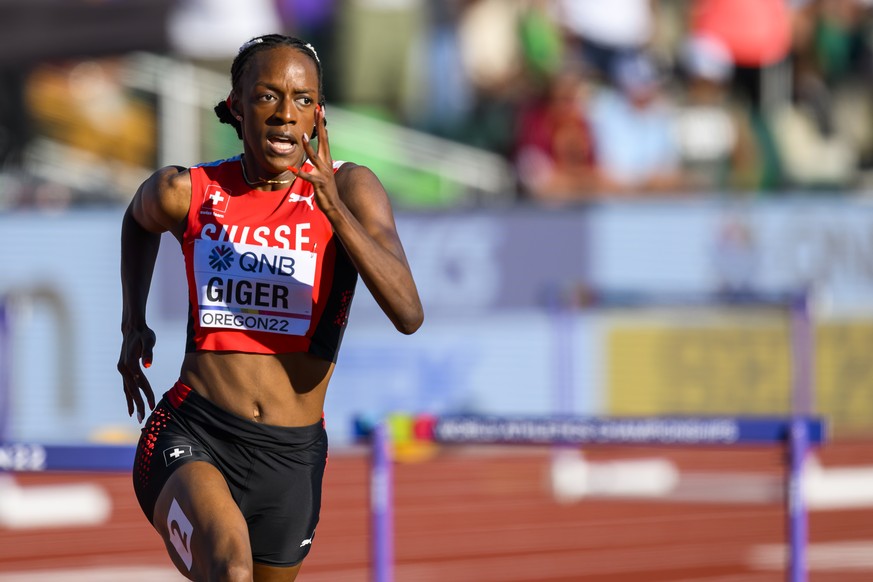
{"left": 275, "top": 97, "right": 297, "bottom": 125}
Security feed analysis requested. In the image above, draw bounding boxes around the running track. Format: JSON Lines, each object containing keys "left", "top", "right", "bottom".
{"left": 0, "top": 440, "right": 871, "bottom": 581}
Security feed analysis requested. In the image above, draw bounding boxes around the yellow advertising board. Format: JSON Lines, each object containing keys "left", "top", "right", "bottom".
{"left": 607, "top": 315, "right": 873, "bottom": 435}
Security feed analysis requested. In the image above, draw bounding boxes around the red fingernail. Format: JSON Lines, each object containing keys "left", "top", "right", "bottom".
{"left": 287, "top": 166, "right": 298, "bottom": 173}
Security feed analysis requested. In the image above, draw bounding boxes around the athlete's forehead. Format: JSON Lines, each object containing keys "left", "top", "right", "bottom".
{"left": 240, "top": 46, "right": 319, "bottom": 94}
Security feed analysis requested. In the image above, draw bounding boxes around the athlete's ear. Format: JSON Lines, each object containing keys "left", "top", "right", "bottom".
{"left": 226, "top": 95, "right": 242, "bottom": 121}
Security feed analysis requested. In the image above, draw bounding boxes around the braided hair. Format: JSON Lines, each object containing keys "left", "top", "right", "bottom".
{"left": 214, "top": 34, "right": 324, "bottom": 140}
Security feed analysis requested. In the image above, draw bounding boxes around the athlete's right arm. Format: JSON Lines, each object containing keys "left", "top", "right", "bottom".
{"left": 117, "top": 166, "right": 191, "bottom": 422}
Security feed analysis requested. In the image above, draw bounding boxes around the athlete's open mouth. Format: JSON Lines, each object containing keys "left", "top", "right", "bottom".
{"left": 267, "top": 134, "right": 297, "bottom": 155}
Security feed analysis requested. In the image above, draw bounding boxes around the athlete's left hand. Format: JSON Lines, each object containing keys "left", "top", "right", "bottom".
{"left": 289, "top": 106, "right": 342, "bottom": 213}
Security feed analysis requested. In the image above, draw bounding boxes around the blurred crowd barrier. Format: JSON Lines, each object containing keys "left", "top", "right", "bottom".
{"left": 2, "top": 200, "right": 872, "bottom": 447}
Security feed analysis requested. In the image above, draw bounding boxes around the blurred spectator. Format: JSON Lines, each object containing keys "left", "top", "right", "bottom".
{"left": 275, "top": 0, "right": 339, "bottom": 96}
{"left": 674, "top": 36, "right": 763, "bottom": 191}
{"left": 768, "top": 0, "right": 863, "bottom": 189}
{"left": 25, "top": 60, "right": 156, "bottom": 169}
{"left": 586, "top": 53, "right": 686, "bottom": 194}
{"left": 410, "top": 1, "right": 476, "bottom": 141}
{"left": 818, "top": 0, "right": 873, "bottom": 176}
{"left": 769, "top": 97, "right": 859, "bottom": 189}
{"left": 455, "top": 0, "right": 528, "bottom": 155}
{"left": 276, "top": 0, "right": 337, "bottom": 39}
{"left": 335, "top": 0, "right": 426, "bottom": 119}
{"left": 685, "top": 0, "right": 795, "bottom": 192}
{"left": 457, "top": 0, "right": 526, "bottom": 93}
{"left": 514, "top": 63, "right": 599, "bottom": 202}
{"left": 168, "top": 0, "right": 282, "bottom": 59}
{"left": 552, "top": 0, "right": 656, "bottom": 81}
{"left": 691, "top": 0, "right": 792, "bottom": 70}
{"left": 791, "top": 0, "right": 873, "bottom": 186}
{"left": 518, "top": 0, "right": 565, "bottom": 82}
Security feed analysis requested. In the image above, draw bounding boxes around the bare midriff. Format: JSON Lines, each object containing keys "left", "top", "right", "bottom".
{"left": 179, "top": 351, "right": 333, "bottom": 426}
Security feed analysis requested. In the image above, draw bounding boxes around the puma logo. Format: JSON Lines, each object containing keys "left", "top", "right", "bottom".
{"left": 288, "top": 192, "right": 315, "bottom": 210}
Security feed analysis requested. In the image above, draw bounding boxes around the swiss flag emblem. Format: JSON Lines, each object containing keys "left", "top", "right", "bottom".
{"left": 203, "top": 185, "right": 230, "bottom": 213}
{"left": 163, "top": 445, "right": 193, "bottom": 466}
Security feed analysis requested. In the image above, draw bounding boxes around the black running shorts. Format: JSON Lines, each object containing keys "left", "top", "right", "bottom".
{"left": 132, "top": 381, "right": 328, "bottom": 566}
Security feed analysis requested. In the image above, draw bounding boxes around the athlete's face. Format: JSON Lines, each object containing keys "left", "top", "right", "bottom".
{"left": 236, "top": 46, "right": 320, "bottom": 178}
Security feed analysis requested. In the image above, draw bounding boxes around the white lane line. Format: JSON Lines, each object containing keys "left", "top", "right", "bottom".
{"left": 551, "top": 453, "right": 873, "bottom": 509}
{"left": 805, "top": 459, "right": 873, "bottom": 509}
{"left": 748, "top": 540, "right": 873, "bottom": 571}
{"left": 0, "top": 476, "right": 111, "bottom": 528}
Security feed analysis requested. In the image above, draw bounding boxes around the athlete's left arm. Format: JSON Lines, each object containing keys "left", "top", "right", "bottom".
{"left": 335, "top": 163, "right": 424, "bottom": 333}
{"left": 294, "top": 108, "right": 423, "bottom": 334}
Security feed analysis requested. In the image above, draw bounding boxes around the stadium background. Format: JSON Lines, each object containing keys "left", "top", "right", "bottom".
{"left": 1, "top": 1, "right": 872, "bottom": 580}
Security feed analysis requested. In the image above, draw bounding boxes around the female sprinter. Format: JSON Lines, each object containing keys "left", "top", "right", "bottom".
{"left": 118, "top": 34, "right": 423, "bottom": 581}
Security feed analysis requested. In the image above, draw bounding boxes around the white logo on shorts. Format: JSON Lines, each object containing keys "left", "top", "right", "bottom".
{"left": 300, "top": 529, "right": 315, "bottom": 547}
{"left": 163, "top": 445, "right": 193, "bottom": 466}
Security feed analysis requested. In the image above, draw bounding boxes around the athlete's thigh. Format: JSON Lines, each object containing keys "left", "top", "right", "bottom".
{"left": 253, "top": 562, "right": 303, "bottom": 582}
{"left": 152, "top": 460, "right": 251, "bottom": 581}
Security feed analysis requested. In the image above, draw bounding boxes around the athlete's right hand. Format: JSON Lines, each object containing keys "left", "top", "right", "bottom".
{"left": 117, "top": 323, "right": 157, "bottom": 423}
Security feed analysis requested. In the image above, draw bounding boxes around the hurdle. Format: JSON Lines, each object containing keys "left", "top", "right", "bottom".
{"left": 365, "top": 288, "right": 823, "bottom": 582}
{"left": 0, "top": 289, "right": 823, "bottom": 579}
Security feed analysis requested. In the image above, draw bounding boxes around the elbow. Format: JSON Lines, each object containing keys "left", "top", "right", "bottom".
{"left": 395, "top": 305, "right": 424, "bottom": 335}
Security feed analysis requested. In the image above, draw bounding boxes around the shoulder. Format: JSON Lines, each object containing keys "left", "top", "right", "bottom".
{"left": 334, "top": 162, "right": 380, "bottom": 192}
{"left": 135, "top": 165, "right": 192, "bottom": 232}
{"left": 191, "top": 155, "right": 241, "bottom": 176}
{"left": 332, "top": 162, "right": 400, "bottom": 229}
{"left": 150, "top": 165, "right": 191, "bottom": 190}
{"left": 147, "top": 166, "right": 192, "bottom": 209}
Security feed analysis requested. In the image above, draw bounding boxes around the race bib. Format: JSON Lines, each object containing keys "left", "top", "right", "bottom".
{"left": 193, "top": 239, "right": 316, "bottom": 336}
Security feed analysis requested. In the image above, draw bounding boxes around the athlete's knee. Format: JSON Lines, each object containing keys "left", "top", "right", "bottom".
{"left": 209, "top": 557, "right": 253, "bottom": 582}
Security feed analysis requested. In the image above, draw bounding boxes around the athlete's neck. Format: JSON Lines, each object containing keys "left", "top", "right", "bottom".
{"left": 240, "top": 156, "right": 295, "bottom": 189}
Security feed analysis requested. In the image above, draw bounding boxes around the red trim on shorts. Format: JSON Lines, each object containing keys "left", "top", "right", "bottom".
{"left": 168, "top": 381, "right": 192, "bottom": 408}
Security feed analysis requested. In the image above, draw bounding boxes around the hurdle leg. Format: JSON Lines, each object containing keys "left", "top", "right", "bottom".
{"left": 787, "top": 417, "right": 809, "bottom": 582}
{"left": 370, "top": 422, "right": 394, "bottom": 582}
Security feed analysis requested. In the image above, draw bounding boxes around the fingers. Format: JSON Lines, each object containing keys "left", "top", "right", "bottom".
{"left": 120, "top": 373, "right": 135, "bottom": 416}
{"left": 142, "top": 340, "right": 154, "bottom": 370}
{"left": 315, "top": 105, "right": 330, "bottom": 158}
{"left": 290, "top": 165, "right": 315, "bottom": 184}
{"left": 118, "top": 363, "right": 150, "bottom": 421}
{"left": 302, "top": 115, "right": 331, "bottom": 168}
{"left": 117, "top": 332, "right": 157, "bottom": 423}
{"left": 136, "top": 376, "right": 156, "bottom": 421}
{"left": 287, "top": 150, "right": 322, "bottom": 186}
{"left": 301, "top": 133, "right": 319, "bottom": 167}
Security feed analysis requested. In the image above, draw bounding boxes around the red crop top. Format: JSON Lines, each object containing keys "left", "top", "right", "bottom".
{"left": 182, "top": 156, "right": 357, "bottom": 362}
